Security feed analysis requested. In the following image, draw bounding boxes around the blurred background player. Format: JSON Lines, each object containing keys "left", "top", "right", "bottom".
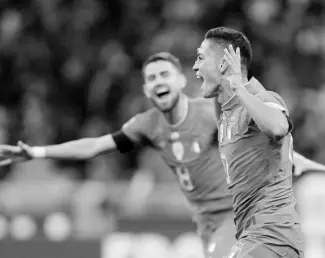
{"left": 0, "top": 52, "right": 237, "bottom": 258}
{"left": 193, "top": 26, "right": 303, "bottom": 257}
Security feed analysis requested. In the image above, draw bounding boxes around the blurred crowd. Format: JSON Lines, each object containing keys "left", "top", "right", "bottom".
{"left": 1, "top": 230, "right": 206, "bottom": 258}
{"left": 0, "top": 0, "right": 324, "bottom": 241}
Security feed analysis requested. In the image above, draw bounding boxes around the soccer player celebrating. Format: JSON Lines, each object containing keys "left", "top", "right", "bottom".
{"left": 193, "top": 27, "right": 304, "bottom": 257}
{"left": 0, "top": 52, "right": 237, "bottom": 257}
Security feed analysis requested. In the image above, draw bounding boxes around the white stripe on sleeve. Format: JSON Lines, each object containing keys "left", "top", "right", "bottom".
{"left": 264, "top": 102, "right": 286, "bottom": 112}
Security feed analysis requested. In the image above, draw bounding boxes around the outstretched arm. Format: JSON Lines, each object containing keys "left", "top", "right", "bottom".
{"left": 0, "top": 133, "right": 120, "bottom": 165}
{"left": 0, "top": 111, "right": 151, "bottom": 166}
{"left": 293, "top": 151, "right": 325, "bottom": 176}
{"left": 24, "top": 134, "right": 118, "bottom": 160}
{"left": 0, "top": 129, "right": 138, "bottom": 166}
{"left": 38, "top": 129, "right": 136, "bottom": 159}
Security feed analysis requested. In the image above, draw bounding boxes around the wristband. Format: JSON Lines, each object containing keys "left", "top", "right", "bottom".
{"left": 32, "top": 147, "right": 46, "bottom": 158}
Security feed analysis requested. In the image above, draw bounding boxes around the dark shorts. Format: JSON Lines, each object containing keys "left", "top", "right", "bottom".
{"left": 224, "top": 238, "right": 304, "bottom": 258}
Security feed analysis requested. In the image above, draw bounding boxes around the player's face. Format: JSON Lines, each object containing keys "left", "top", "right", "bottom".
{"left": 193, "top": 40, "right": 233, "bottom": 104}
{"left": 143, "top": 60, "right": 185, "bottom": 112}
{"left": 193, "top": 40, "right": 222, "bottom": 99}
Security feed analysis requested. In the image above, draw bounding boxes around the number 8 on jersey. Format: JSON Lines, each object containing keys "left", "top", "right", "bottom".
{"left": 174, "top": 166, "right": 194, "bottom": 192}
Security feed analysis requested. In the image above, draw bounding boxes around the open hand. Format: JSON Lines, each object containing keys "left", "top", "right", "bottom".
{"left": 224, "top": 45, "right": 244, "bottom": 92}
{"left": 0, "top": 141, "right": 34, "bottom": 166}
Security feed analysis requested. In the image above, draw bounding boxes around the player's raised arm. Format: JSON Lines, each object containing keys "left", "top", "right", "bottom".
{"left": 224, "top": 45, "right": 289, "bottom": 139}
{"left": 293, "top": 151, "right": 325, "bottom": 176}
{"left": 237, "top": 88, "right": 290, "bottom": 139}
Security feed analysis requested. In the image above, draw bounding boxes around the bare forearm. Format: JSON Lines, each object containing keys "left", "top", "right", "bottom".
{"left": 235, "top": 87, "right": 288, "bottom": 137}
{"left": 43, "top": 138, "right": 101, "bottom": 160}
{"left": 43, "top": 135, "right": 116, "bottom": 160}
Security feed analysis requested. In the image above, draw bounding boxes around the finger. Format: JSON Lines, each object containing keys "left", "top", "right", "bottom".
{"left": 0, "top": 145, "right": 21, "bottom": 155}
{"left": 0, "top": 158, "right": 12, "bottom": 166}
{"left": 224, "top": 48, "right": 235, "bottom": 63}
{"left": 224, "top": 55, "right": 237, "bottom": 74}
{"left": 223, "top": 54, "right": 234, "bottom": 68}
{"left": 229, "top": 45, "right": 241, "bottom": 66}
{"left": 236, "top": 47, "right": 241, "bottom": 65}
{"left": 224, "top": 49, "right": 236, "bottom": 67}
{"left": 229, "top": 44, "right": 237, "bottom": 58}
{"left": 18, "top": 141, "right": 29, "bottom": 150}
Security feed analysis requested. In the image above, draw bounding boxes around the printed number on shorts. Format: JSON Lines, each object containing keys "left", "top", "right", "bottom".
{"left": 174, "top": 166, "right": 194, "bottom": 191}
{"left": 220, "top": 153, "right": 231, "bottom": 184}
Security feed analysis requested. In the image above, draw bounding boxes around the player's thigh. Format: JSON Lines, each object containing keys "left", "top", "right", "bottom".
{"left": 206, "top": 217, "right": 237, "bottom": 258}
{"left": 225, "top": 239, "right": 302, "bottom": 258}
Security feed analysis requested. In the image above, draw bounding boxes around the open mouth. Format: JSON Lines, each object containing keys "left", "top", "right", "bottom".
{"left": 196, "top": 73, "right": 205, "bottom": 90}
{"left": 196, "top": 73, "right": 204, "bottom": 81}
{"left": 155, "top": 87, "right": 170, "bottom": 99}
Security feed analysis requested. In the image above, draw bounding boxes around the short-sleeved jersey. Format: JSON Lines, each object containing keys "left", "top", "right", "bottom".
{"left": 122, "top": 97, "right": 232, "bottom": 218}
{"left": 218, "top": 89, "right": 303, "bottom": 253}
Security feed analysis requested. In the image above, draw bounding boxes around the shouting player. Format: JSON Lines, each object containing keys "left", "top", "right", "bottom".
{"left": 193, "top": 27, "right": 304, "bottom": 257}
{"left": 0, "top": 52, "right": 237, "bottom": 257}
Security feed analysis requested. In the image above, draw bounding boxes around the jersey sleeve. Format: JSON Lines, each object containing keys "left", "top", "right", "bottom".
{"left": 248, "top": 91, "right": 293, "bottom": 134}
{"left": 121, "top": 111, "right": 152, "bottom": 145}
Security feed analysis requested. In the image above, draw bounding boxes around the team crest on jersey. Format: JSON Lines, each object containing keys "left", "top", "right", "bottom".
{"left": 172, "top": 141, "right": 184, "bottom": 161}
{"left": 192, "top": 141, "right": 201, "bottom": 153}
{"left": 226, "top": 241, "right": 244, "bottom": 258}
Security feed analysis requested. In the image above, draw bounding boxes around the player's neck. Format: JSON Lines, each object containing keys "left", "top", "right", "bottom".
{"left": 219, "top": 76, "right": 248, "bottom": 106}
{"left": 164, "top": 94, "right": 188, "bottom": 126}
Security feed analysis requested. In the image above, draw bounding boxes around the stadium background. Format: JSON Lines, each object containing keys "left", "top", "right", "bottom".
{"left": 0, "top": 0, "right": 324, "bottom": 257}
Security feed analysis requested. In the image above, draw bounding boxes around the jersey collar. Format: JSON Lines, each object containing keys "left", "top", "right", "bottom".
{"left": 221, "top": 93, "right": 241, "bottom": 111}
{"left": 167, "top": 95, "right": 189, "bottom": 128}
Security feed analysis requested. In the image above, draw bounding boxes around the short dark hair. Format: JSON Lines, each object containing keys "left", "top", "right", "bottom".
{"left": 142, "top": 52, "right": 183, "bottom": 72}
{"left": 205, "top": 27, "right": 252, "bottom": 69}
